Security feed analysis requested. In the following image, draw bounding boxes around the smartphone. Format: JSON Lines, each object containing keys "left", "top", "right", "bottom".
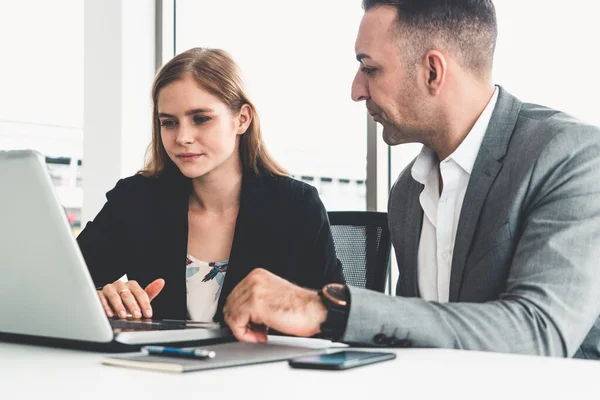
{"left": 288, "top": 350, "right": 396, "bottom": 370}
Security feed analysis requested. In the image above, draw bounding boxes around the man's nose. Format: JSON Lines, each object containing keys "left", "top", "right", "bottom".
{"left": 351, "top": 70, "right": 370, "bottom": 102}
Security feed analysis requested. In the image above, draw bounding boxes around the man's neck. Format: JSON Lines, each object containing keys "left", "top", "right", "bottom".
{"left": 430, "top": 81, "right": 496, "bottom": 161}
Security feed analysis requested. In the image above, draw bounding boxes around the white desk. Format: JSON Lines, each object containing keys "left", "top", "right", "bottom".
{"left": 1, "top": 338, "right": 598, "bottom": 400}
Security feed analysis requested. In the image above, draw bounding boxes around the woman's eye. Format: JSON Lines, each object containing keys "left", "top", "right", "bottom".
{"left": 361, "top": 66, "right": 376, "bottom": 76}
{"left": 160, "top": 120, "right": 177, "bottom": 128}
{"left": 193, "top": 116, "right": 210, "bottom": 125}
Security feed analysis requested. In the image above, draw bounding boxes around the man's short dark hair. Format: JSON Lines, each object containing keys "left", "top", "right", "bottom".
{"left": 363, "top": 0, "right": 497, "bottom": 76}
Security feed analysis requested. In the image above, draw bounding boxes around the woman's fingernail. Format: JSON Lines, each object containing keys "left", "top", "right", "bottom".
{"left": 119, "top": 311, "right": 127, "bottom": 318}
{"left": 133, "top": 310, "right": 142, "bottom": 318}
{"left": 145, "top": 309, "right": 153, "bottom": 318}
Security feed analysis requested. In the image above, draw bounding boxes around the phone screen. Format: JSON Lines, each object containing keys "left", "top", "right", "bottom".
{"left": 289, "top": 350, "right": 396, "bottom": 370}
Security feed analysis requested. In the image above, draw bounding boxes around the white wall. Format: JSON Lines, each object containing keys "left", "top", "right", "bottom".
{"left": 82, "top": 0, "right": 156, "bottom": 225}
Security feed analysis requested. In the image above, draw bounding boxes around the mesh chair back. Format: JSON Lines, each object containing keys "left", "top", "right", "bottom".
{"left": 328, "top": 211, "right": 391, "bottom": 293}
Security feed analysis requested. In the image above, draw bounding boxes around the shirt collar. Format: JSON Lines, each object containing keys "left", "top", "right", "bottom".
{"left": 447, "top": 87, "right": 499, "bottom": 175}
{"left": 411, "top": 86, "right": 499, "bottom": 183}
{"left": 411, "top": 145, "right": 437, "bottom": 186}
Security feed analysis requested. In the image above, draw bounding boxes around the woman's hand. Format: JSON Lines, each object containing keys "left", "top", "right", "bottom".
{"left": 97, "top": 278, "right": 165, "bottom": 319}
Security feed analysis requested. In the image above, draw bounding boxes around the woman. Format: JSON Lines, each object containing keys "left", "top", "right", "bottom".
{"left": 77, "top": 48, "right": 343, "bottom": 323}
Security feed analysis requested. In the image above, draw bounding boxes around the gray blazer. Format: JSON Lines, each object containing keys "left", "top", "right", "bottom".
{"left": 341, "top": 86, "right": 600, "bottom": 359}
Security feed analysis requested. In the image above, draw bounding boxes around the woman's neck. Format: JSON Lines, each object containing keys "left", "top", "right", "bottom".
{"left": 189, "top": 159, "right": 243, "bottom": 214}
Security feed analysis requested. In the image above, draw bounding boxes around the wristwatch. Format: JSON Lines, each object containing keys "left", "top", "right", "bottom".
{"left": 318, "top": 283, "right": 350, "bottom": 341}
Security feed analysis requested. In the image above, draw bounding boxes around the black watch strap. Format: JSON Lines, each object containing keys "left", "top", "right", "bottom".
{"left": 318, "top": 286, "right": 350, "bottom": 341}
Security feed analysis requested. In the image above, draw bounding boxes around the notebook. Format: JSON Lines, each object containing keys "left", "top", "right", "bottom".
{"left": 102, "top": 337, "right": 339, "bottom": 373}
{"left": 0, "top": 150, "right": 233, "bottom": 351}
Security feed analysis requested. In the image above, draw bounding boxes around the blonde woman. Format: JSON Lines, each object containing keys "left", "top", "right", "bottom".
{"left": 77, "top": 48, "right": 343, "bottom": 324}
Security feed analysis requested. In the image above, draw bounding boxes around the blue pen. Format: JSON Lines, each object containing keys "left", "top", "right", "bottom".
{"left": 142, "top": 346, "right": 216, "bottom": 359}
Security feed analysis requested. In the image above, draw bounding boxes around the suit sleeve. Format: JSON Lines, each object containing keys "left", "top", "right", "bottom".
{"left": 342, "top": 127, "right": 600, "bottom": 356}
{"left": 297, "top": 185, "right": 345, "bottom": 288}
{"left": 76, "top": 179, "right": 133, "bottom": 289}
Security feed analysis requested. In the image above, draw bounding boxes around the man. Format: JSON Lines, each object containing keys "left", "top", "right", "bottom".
{"left": 223, "top": 0, "right": 600, "bottom": 358}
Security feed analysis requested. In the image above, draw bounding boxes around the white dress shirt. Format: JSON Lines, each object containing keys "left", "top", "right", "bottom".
{"left": 411, "top": 87, "right": 499, "bottom": 302}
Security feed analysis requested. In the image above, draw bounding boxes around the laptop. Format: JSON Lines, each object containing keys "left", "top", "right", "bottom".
{"left": 0, "top": 150, "right": 234, "bottom": 351}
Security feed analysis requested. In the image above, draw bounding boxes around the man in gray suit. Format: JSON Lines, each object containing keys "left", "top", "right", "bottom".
{"left": 223, "top": 0, "right": 600, "bottom": 358}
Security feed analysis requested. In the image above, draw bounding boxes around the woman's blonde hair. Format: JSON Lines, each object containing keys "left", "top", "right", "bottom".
{"left": 140, "top": 48, "right": 287, "bottom": 177}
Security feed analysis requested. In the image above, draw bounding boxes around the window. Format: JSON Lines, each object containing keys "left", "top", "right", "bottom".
{"left": 0, "top": 0, "right": 83, "bottom": 233}
{"left": 493, "top": 1, "right": 600, "bottom": 127}
{"left": 175, "top": 0, "right": 367, "bottom": 210}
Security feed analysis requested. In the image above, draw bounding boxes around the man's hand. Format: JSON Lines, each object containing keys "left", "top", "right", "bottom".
{"left": 223, "top": 268, "right": 328, "bottom": 343}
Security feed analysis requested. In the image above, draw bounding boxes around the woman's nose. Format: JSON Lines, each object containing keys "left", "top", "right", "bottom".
{"left": 175, "top": 124, "right": 194, "bottom": 145}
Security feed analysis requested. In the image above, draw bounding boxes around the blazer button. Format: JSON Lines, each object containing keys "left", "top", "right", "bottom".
{"left": 373, "top": 333, "right": 387, "bottom": 345}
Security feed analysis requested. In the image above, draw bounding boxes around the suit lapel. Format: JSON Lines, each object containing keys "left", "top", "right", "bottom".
{"left": 449, "top": 86, "right": 522, "bottom": 301}
{"left": 449, "top": 148, "right": 501, "bottom": 301}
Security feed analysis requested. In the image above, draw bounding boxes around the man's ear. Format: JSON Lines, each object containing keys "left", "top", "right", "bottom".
{"left": 237, "top": 104, "right": 253, "bottom": 135}
{"left": 421, "top": 50, "right": 447, "bottom": 96}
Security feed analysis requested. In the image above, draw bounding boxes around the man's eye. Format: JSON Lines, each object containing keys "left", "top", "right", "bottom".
{"left": 160, "top": 120, "right": 177, "bottom": 128}
{"left": 193, "top": 116, "right": 210, "bottom": 124}
{"left": 361, "top": 66, "right": 376, "bottom": 76}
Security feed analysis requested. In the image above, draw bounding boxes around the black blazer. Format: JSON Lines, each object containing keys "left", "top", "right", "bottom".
{"left": 77, "top": 168, "right": 344, "bottom": 322}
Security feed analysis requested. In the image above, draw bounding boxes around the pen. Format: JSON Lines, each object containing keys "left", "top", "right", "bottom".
{"left": 142, "top": 346, "right": 216, "bottom": 359}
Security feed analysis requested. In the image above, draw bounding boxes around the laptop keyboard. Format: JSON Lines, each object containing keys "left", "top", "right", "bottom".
{"left": 110, "top": 319, "right": 199, "bottom": 332}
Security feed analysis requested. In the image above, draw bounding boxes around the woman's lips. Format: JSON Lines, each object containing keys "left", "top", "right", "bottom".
{"left": 177, "top": 153, "right": 203, "bottom": 162}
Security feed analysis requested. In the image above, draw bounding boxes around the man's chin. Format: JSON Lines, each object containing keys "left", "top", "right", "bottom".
{"left": 382, "top": 127, "right": 401, "bottom": 146}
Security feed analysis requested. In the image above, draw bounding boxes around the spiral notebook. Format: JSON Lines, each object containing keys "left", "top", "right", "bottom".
{"left": 102, "top": 337, "right": 343, "bottom": 373}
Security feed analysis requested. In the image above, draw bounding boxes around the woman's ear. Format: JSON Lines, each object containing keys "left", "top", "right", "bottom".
{"left": 237, "top": 104, "right": 253, "bottom": 135}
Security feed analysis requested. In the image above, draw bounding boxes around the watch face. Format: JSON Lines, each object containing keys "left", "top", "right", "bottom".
{"left": 324, "top": 283, "right": 348, "bottom": 307}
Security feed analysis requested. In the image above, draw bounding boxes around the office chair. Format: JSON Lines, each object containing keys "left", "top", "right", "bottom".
{"left": 327, "top": 211, "right": 392, "bottom": 293}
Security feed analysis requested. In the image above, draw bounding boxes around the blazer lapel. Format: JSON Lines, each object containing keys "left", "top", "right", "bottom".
{"left": 214, "top": 174, "right": 265, "bottom": 322}
{"left": 449, "top": 86, "right": 522, "bottom": 301}
{"left": 152, "top": 170, "right": 190, "bottom": 319}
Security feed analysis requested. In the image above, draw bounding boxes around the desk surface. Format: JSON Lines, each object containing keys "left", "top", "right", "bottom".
{"left": 1, "top": 336, "right": 598, "bottom": 400}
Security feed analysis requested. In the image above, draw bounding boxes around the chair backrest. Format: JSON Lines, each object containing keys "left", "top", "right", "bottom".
{"left": 327, "top": 211, "right": 392, "bottom": 293}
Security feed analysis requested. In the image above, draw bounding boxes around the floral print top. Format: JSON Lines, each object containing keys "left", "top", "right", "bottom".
{"left": 185, "top": 254, "right": 229, "bottom": 322}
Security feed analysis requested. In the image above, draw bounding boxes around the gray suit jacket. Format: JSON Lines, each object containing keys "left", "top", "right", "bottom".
{"left": 341, "top": 86, "right": 600, "bottom": 358}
